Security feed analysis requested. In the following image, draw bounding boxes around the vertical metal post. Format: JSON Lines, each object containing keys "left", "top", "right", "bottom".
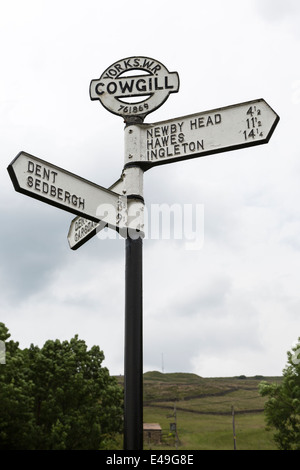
{"left": 124, "top": 234, "right": 143, "bottom": 450}
{"left": 123, "top": 120, "right": 144, "bottom": 450}
{"left": 232, "top": 405, "right": 237, "bottom": 450}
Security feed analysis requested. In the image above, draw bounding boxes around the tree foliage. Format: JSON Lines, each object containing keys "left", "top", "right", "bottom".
{"left": 259, "top": 338, "right": 300, "bottom": 450}
{"left": 0, "top": 323, "right": 123, "bottom": 449}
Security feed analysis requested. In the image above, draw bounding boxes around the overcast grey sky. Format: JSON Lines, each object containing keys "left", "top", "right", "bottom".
{"left": 1, "top": 0, "right": 300, "bottom": 377}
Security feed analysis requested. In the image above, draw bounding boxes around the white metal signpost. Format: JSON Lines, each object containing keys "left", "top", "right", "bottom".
{"left": 123, "top": 98, "right": 279, "bottom": 169}
{"left": 68, "top": 176, "right": 128, "bottom": 249}
{"left": 8, "top": 152, "right": 128, "bottom": 234}
{"left": 7, "top": 56, "right": 279, "bottom": 451}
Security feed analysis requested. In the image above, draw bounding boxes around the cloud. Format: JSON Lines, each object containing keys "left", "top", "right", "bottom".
{"left": 253, "top": 0, "right": 300, "bottom": 42}
{"left": 255, "top": 0, "right": 300, "bottom": 22}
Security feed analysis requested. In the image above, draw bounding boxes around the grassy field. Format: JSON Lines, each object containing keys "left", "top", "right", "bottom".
{"left": 117, "top": 371, "right": 282, "bottom": 450}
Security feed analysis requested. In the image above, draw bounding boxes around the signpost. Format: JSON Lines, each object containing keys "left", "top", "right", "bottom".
{"left": 7, "top": 56, "right": 279, "bottom": 451}
{"left": 124, "top": 99, "right": 279, "bottom": 169}
{"left": 67, "top": 177, "right": 127, "bottom": 250}
{"left": 90, "top": 56, "right": 179, "bottom": 120}
{"left": 67, "top": 216, "right": 100, "bottom": 250}
{"left": 8, "top": 151, "right": 128, "bottom": 234}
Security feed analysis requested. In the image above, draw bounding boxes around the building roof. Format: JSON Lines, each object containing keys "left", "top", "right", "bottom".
{"left": 143, "top": 423, "right": 162, "bottom": 431}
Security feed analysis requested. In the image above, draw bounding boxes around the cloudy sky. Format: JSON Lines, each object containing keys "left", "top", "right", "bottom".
{"left": 1, "top": 0, "right": 300, "bottom": 377}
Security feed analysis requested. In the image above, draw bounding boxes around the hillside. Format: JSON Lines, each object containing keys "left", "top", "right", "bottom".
{"left": 116, "top": 371, "right": 282, "bottom": 450}
{"left": 143, "top": 371, "right": 281, "bottom": 408}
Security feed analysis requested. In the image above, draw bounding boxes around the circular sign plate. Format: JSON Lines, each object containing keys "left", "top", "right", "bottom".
{"left": 90, "top": 56, "right": 179, "bottom": 121}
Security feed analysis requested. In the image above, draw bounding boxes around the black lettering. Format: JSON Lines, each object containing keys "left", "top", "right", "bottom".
{"left": 34, "top": 178, "right": 41, "bottom": 191}
{"left": 174, "top": 144, "right": 180, "bottom": 155}
{"left": 190, "top": 119, "right": 197, "bottom": 130}
{"left": 57, "top": 188, "right": 63, "bottom": 200}
{"left": 27, "top": 161, "right": 34, "bottom": 173}
{"left": 182, "top": 143, "right": 189, "bottom": 153}
{"left": 51, "top": 171, "right": 57, "bottom": 184}
{"left": 27, "top": 176, "right": 33, "bottom": 187}
{"left": 42, "top": 182, "right": 49, "bottom": 193}
{"left": 108, "top": 68, "right": 118, "bottom": 77}
{"left": 142, "top": 58, "right": 154, "bottom": 70}
{"left": 95, "top": 83, "right": 105, "bottom": 95}
{"left": 190, "top": 115, "right": 220, "bottom": 130}
{"left": 147, "top": 139, "right": 154, "bottom": 149}
{"left": 151, "top": 64, "right": 161, "bottom": 74}
{"left": 119, "top": 79, "right": 134, "bottom": 94}
{"left": 164, "top": 76, "right": 174, "bottom": 89}
{"left": 215, "top": 113, "right": 222, "bottom": 124}
{"left": 50, "top": 185, "right": 56, "bottom": 197}
{"left": 115, "top": 64, "right": 123, "bottom": 74}
{"left": 35, "top": 164, "right": 42, "bottom": 177}
{"left": 107, "top": 82, "right": 117, "bottom": 94}
{"left": 178, "top": 132, "right": 185, "bottom": 143}
{"left": 123, "top": 59, "right": 132, "bottom": 69}
{"left": 65, "top": 191, "right": 71, "bottom": 204}
{"left": 43, "top": 168, "right": 50, "bottom": 181}
{"left": 148, "top": 149, "right": 158, "bottom": 160}
{"left": 197, "top": 140, "right": 204, "bottom": 150}
{"left": 135, "top": 79, "right": 147, "bottom": 92}
{"left": 154, "top": 77, "right": 163, "bottom": 90}
{"left": 78, "top": 198, "right": 85, "bottom": 210}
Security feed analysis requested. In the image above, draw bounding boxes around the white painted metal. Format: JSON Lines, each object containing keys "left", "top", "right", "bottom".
{"left": 90, "top": 56, "right": 179, "bottom": 119}
{"left": 67, "top": 177, "right": 126, "bottom": 249}
{"left": 8, "top": 151, "right": 127, "bottom": 232}
{"left": 67, "top": 169, "right": 145, "bottom": 250}
{"left": 67, "top": 217, "right": 100, "bottom": 250}
{"left": 123, "top": 125, "right": 145, "bottom": 238}
{"left": 123, "top": 99, "right": 279, "bottom": 169}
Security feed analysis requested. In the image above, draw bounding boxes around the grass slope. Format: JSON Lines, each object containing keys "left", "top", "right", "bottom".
{"left": 118, "top": 371, "right": 281, "bottom": 450}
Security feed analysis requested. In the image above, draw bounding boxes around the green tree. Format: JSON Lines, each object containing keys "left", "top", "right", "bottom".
{"left": 0, "top": 325, "right": 123, "bottom": 449}
{"left": 259, "top": 339, "right": 300, "bottom": 450}
{"left": 0, "top": 323, "right": 35, "bottom": 449}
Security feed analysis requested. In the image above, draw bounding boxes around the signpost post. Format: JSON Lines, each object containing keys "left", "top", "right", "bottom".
{"left": 7, "top": 56, "right": 279, "bottom": 451}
